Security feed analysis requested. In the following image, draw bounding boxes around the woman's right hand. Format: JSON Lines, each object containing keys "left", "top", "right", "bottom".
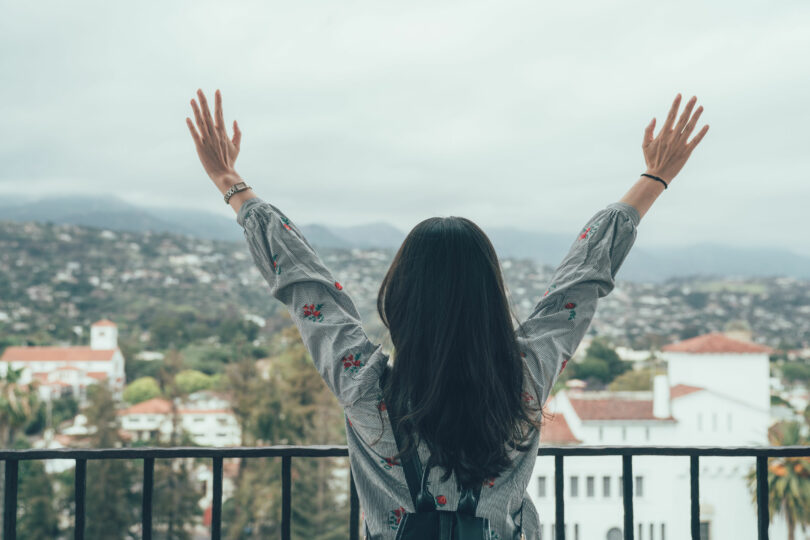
{"left": 642, "top": 93, "right": 710, "bottom": 185}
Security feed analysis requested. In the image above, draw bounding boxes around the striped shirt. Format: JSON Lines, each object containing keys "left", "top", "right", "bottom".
{"left": 237, "top": 197, "right": 640, "bottom": 540}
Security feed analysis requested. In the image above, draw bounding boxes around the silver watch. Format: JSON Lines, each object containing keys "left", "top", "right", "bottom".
{"left": 224, "top": 181, "right": 251, "bottom": 204}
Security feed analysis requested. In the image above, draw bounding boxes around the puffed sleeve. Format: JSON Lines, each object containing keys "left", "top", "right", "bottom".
{"left": 237, "top": 197, "right": 389, "bottom": 408}
{"left": 516, "top": 201, "right": 640, "bottom": 406}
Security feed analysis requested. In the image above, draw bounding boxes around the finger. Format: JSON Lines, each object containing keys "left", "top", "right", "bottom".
{"left": 643, "top": 117, "right": 655, "bottom": 146}
{"left": 681, "top": 106, "right": 704, "bottom": 141}
{"left": 674, "top": 96, "right": 697, "bottom": 136}
{"left": 662, "top": 93, "right": 682, "bottom": 133}
{"left": 197, "top": 89, "right": 215, "bottom": 137}
{"left": 186, "top": 117, "right": 202, "bottom": 147}
{"left": 232, "top": 120, "right": 241, "bottom": 149}
{"left": 215, "top": 89, "right": 227, "bottom": 136}
{"left": 190, "top": 99, "right": 208, "bottom": 140}
{"left": 686, "top": 124, "right": 710, "bottom": 151}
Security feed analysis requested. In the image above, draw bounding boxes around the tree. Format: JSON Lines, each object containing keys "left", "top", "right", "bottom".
{"left": 608, "top": 368, "right": 657, "bottom": 391}
{"left": 569, "top": 338, "right": 632, "bottom": 386}
{"left": 745, "top": 421, "right": 810, "bottom": 540}
{"left": 17, "top": 455, "right": 60, "bottom": 539}
{"left": 0, "top": 366, "right": 41, "bottom": 534}
{"left": 174, "top": 370, "right": 214, "bottom": 395}
{"left": 81, "top": 384, "right": 140, "bottom": 539}
{"left": 123, "top": 377, "right": 162, "bottom": 404}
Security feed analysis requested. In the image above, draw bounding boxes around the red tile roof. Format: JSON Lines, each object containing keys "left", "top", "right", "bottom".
{"left": 568, "top": 397, "right": 676, "bottom": 421}
{"left": 92, "top": 319, "right": 117, "bottom": 327}
{"left": 0, "top": 346, "right": 116, "bottom": 362}
{"left": 118, "top": 397, "right": 173, "bottom": 415}
{"left": 670, "top": 384, "right": 704, "bottom": 399}
{"left": 539, "top": 412, "right": 582, "bottom": 444}
{"left": 661, "top": 332, "right": 774, "bottom": 354}
{"left": 87, "top": 372, "right": 108, "bottom": 381}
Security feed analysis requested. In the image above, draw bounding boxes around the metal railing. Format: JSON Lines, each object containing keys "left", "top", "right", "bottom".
{"left": 1, "top": 444, "right": 809, "bottom": 540}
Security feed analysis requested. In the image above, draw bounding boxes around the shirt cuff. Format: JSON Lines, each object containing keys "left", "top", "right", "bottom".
{"left": 236, "top": 197, "right": 268, "bottom": 228}
{"left": 606, "top": 201, "right": 640, "bottom": 227}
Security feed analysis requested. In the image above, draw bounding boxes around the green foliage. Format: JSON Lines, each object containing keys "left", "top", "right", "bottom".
{"left": 17, "top": 458, "right": 61, "bottom": 539}
{"left": 568, "top": 338, "right": 632, "bottom": 386}
{"left": 123, "top": 376, "right": 162, "bottom": 404}
{"left": 175, "top": 370, "right": 214, "bottom": 395}
{"left": 608, "top": 368, "right": 655, "bottom": 391}
{"left": 782, "top": 361, "right": 810, "bottom": 384}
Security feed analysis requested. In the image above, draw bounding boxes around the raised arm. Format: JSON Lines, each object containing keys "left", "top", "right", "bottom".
{"left": 518, "top": 92, "right": 710, "bottom": 405}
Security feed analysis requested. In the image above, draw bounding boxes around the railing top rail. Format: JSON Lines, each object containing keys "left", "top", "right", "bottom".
{"left": 1, "top": 444, "right": 810, "bottom": 461}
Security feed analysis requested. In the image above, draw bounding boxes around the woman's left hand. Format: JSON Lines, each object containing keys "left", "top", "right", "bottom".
{"left": 186, "top": 88, "right": 242, "bottom": 190}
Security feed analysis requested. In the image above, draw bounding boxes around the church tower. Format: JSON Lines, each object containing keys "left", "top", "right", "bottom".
{"left": 90, "top": 319, "right": 118, "bottom": 350}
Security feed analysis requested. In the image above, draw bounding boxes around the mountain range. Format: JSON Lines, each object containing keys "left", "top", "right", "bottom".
{"left": 2, "top": 195, "right": 808, "bottom": 282}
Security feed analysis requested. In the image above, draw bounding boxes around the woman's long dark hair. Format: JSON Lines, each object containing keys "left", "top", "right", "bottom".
{"left": 372, "top": 215, "right": 551, "bottom": 491}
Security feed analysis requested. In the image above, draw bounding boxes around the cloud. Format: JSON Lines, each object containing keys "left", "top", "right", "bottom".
{"left": 0, "top": 0, "right": 808, "bottom": 256}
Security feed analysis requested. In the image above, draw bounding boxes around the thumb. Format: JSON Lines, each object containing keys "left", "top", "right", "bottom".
{"left": 232, "top": 120, "right": 242, "bottom": 149}
{"left": 643, "top": 118, "right": 655, "bottom": 146}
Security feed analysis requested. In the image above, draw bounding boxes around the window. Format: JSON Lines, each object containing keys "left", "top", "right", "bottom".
{"left": 638, "top": 523, "right": 642, "bottom": 539}
{"left": 537, "top": 476, "right": 547, "bottom": 497}
{"left": 574, "top": 523, "right": 579, "bottom": 540}
{"left": 607, "top": 528, "right": 622, "bottom": 540}
{"left": 586, "top": 476, "right": 595, "bottom": 497}
{"left": 618, "top": 475, "right": 623, "bottom": 497}
{"left": 650, "top": 523, "right": 654, "bottom": 539}
{"left": 661, "top": 522, "right": 666, "bottom": 540}
{"left": 645, "top": 426, "right": 650, "bottom": 440}
{"left": 599, "top": 426, "right": 604, "bottom": 440}
{"left": 700, "top": 521, "right": 710, "bottom": 540}
{"left": 570, "top": 476, "right": 579, "bottom": 497}
{"left": 539, "top": 523, "right": 543, "bottom": 540}
{"left": 636, "top": 476, "right": 643, "bottom": 497}
{"left": 622, "top": 426, "right": 627, "bottom": 441}
{"left": 603, "top": 475, "right": 611, "bottom": 497}
{"left": 193, "top": 417, "right": 204, "bottom": 422}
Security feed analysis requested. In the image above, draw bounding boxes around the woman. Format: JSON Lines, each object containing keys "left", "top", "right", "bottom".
{"left": 186, "top": 90, "right": 708, "bottom": 539}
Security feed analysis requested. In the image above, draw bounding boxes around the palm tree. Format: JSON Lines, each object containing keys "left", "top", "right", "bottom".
{"left": 0, "top": 366, "right": 41, "bottom": 533}
{"left": 745, "top": 420, "right": 810, "bottom": 540}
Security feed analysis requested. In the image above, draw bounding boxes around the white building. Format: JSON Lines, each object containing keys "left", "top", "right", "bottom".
{"left": 118, "top": 395, "right": 241, "bottom": 447}
{"left": 0, "top": 319, "right": 126, "bottom": 401}
{"left": 529, "top": 332, "right": 801, "bottom": 540}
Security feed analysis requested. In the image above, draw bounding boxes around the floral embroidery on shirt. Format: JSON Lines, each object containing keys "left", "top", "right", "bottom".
{"left": 335, "top": 281, "right": 343, "bottom": 290}
{"left": 565, "top": 301, "right": 576, "bottom": 320}
{"left": 435, "top": 495, "right": 447, "bottom": 506}
{"left": 388, "top": 506, "right": 407, "bottom": 530}
{"left": 483, "top": 476, "right": 495, "bottom": 488}
{"left": 377, "top": 399, "right": 387, "bottom": 411}
{"left": 560, "top": 357, "right": 570, "bottom": 374}
{"left": 542, "top": 283, "right": 557, "bottom": 297}
{"left": 270, "top": 253, "right": 281, "bottom": 275}
{"left": 579, "top": 220, "right": 601, "bottom": 240}
{"left": 302, "top": 303, "right": 324, "bottom": 322}
{"left": 341, "top": 352, "right": 364, "bottom": 375}
{"left": 488, "top": 530, "right": 501, "bottom": 540}
{"left": 280, "top": 216, "right": 292, "bottom": 231}
{"left": 521, "top": 391, "right": 535, "bottom": 403}
{"left": 380, "top": 456, "right": 401, "bottom": 469}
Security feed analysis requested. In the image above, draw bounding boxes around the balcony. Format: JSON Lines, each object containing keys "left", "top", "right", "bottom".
{"left": 2, "top": 444, "right": 810, "bottom": 540}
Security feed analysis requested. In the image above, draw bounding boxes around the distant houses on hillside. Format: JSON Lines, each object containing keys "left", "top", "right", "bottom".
{"left": 0, "top": 318, "right": 126, "bottom": 401}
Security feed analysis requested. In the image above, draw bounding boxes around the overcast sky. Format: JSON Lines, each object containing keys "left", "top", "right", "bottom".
{"left": 1, "top": 0, "right": 808, "bottom": 256}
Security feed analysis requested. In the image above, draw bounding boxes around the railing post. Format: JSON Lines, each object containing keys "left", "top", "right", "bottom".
{"left": 757, "top": 455, "right": 769, "bottom": 540}
{"left": 622, "top": 455, "right": 633, "bottom": 540}
{"left": 142, "top": 457, "right": 154, "bottom": 540}
{"left": 555, "top": 454, "right": 564, "bottom": 540}
{"left": 282, "top": 456, "right": 291, "bottom": 540}
{"left": 212, "top": 457, "right": 223, "bottom": 540}
{"left": 690, "top": 455, "right": 699, "bottom": 540}
{"left": 74, "top": 459, "right": 86, "bottom": 540}
{"left": 349, "top": 468, "right": 359, "bottom": 540}
{"left": 3, "top": 460, "right": 17, "bottom": 540}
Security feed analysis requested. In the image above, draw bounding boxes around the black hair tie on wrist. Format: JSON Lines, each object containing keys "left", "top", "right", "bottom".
{"left": 641, "top": 173, "right": 668, "bottom": 189}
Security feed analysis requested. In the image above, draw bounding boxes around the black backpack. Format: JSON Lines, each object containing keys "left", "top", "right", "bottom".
{"left": 365, "top": 389, "right": 524, "bottom": 539}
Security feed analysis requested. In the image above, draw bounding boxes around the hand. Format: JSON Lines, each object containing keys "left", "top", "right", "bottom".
{"left": 186, "top": 88, "right": 243, "bottom": 190}
{"left": 642, "top": 93, "right": 709, "bottom": 184}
